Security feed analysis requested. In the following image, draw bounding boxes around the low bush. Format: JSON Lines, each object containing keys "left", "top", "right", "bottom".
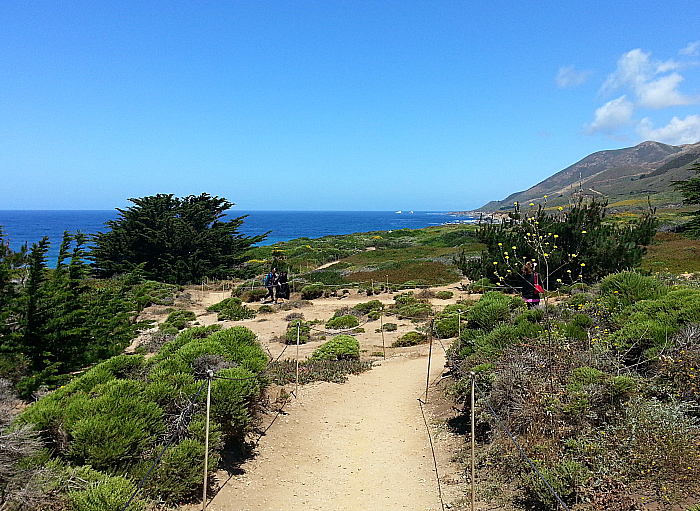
{"left": 325, "top": 314, "right": 360, "bottom": 330}
{"left": 159, "top": 310, "right": 196, "bottom": 331}
{"left": 310, "top": 335, "right": 360, "bottom": 361}
{"left": 599, "top": 271, "right": 667, "bottom": 308}
{"left": 608, "top": 288, "right": 700, "bottom": 360}
{"left": 392, "top": 331, "right": 426, "bottom": 347}
{"left": 382, "top": 322, "right": 398, "bottom": 332}
{"left": 390, "top": 292, "right": 432, "bottom": 319}
{"left": 68, "top": 472, "right": 144, "bottom": 511}
{"left": 243, "top": 288, "right": 268, "bottom": 302}
{"left": 353, "top": 300, "right": 384, "bottom": 315}
{"left": 207, "top": 299, "right": 256, "bottom": 321}
{"left": 269, "top": 358, "right": 372, "bottom": 384}
{"left": 436, "top": 290, "right": 454, "bottom": 300}
{"left": 284, "top": 319, "right": 311, "bottom": 344}
{"left": 467, "top": 292, "right": 520, "bottom": 331}
{"left": 301, "top": 283, "right": 325, "bottom": 300}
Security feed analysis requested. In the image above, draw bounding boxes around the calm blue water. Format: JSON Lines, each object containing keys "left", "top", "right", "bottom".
{"left": 0, "top": 210, "right": 473, "bottom": 267}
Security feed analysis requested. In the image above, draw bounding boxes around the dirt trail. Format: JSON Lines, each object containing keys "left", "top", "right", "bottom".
{"left": 204, "top": 349, "right": 456, "bottom": 511}
{"left": 159, "top": 283, "right": 491, "bottom": 511}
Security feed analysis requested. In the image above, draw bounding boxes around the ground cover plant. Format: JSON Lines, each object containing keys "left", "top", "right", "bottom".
{"left": 310, "top": 335, "right": 360, "bottom": 361}
{"left": 446, "top": 275, "right": 700, "bottom": 510}
{"left": 14, "top": 325, "right": 269, "bottom": 509}
{"left": 206, "top": 297, "right": 257, "bottom": 321}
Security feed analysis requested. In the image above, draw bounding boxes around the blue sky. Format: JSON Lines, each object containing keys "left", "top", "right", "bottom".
{"left": 1, "top": 1, "right": 699, "bottom": 211}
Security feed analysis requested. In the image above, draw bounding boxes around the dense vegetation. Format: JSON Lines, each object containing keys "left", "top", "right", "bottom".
{"left": 458, "top": 199, "right": 658, "bottom": 288}
{"left": 672, "top": 162, "right": 700, "bottom": 236}
{"left": 91, "top": 194, "right": 267, "bottom": 284}
{"left": 10, "top": 325, "right": 268, "bottom": 509}
{"left": 443, "top": 275, "right": 700, "bottom": 509}
{"left": 0, "top": 230, "right": 174, "bottom": 397}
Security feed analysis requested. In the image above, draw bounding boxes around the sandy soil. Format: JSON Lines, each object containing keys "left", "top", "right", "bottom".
{"left": 140, "top": 282, "right": 493, "bottom": 511}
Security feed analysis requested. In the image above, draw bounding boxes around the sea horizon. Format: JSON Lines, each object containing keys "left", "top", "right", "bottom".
{"left": 0, "top": 209, "right": 477, "bottom": 268}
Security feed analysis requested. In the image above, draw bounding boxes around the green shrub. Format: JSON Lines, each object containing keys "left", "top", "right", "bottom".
{"left": 301, "top": 283, "right": 325, "bottom": 300}
{"left": 390, "top": 292, "right": 432, "bottom": 319}
{"left": 258, "top": 305, "right": 275, "bottom": 313}
{"left": 145, "top": 438, "right": 211, "bottom": 505}
{"left": 64, "top": 380, "right": 164, "bottom": 470}
{"left": 211, "top": 301, "right": 256, "bottom": 321}
{"left": 159, "top": 310, "right": 196, "bottom": 331}
{"left": 243, "top": 288, "right": 268, "bottom": 302}
{"left": 514, "top": 308, "right": 544, "bottom": 324}
{"left": 311, "top": 335, "right": 360, "bottom": 361}
{"left": 353, "top": 300, "right": 384, "bottom": 314}
{"left": 435, "top": 315, "right": 459, "bottom": 339}
{"left": 206, "top": 297, "right": 243, "bottom": 311}
{"left": 467, "top": 292, "right": 519, "bottom": 331}
{"left": 524, "top": 460, "right": 591, "bottom": 509}
{"left": 436, "top": 290, "right": 454, "bottom": 299}
{"left": 382, "top": 322, "right": 398, "bottom": 332}
{"left": 325, "top": 314, "right": 360, "bottom": 329}
{"left": 284, "top": 319, "right": 311, "bottom": 344}
{"left": 68, "top": 473, "right": 144, "bottom": 511}
{"left": 608, "top": 288, "right": 700, "bottom": 359}
{"left": 392, "top": 331, "right": 426, "bottom": 347}
{"left": 600, "top": 271, "right": 668, "bottom": 308}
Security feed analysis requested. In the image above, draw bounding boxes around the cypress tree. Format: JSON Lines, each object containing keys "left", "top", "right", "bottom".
{"left": 91, "top": 193, "right": 267, "bottom": 284}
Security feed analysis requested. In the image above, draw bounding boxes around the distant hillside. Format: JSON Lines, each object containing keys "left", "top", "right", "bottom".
{"left": 479, "top": 140, "right": 700, "bottom": 212}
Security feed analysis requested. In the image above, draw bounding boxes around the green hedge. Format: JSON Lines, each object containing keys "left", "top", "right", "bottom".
{"left": 311, "top": 335, "right": 360, "bottom": 361}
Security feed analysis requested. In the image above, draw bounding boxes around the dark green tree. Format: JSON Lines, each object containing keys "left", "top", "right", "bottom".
{"left": 91, "top": 194, "right": 267, "bottom": 284}
{"left": 457, "top": 199, "right": 657, "bottom": 287}
{"left": 0, "top": 229, "right": 19, "bottom": 355}
{"left": 671, "top": 161, "right": 700, "bottom": 236}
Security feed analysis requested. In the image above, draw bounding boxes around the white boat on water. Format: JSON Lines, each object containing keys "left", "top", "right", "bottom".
{"left": 395, "top": 210, "right": 402, "bottom": 213}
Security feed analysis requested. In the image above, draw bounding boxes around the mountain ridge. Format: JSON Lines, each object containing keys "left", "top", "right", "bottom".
{"left": 478, "top": 140, "right": 700, "bottom": 212}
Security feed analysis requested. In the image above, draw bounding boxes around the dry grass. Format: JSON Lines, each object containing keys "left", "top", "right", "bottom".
{"left": 641, "top": 232, "right": 700, "bottom": 274}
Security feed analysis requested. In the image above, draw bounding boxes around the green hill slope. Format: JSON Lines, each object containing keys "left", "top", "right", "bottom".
{"left": 480, "top": 140, "right": 700, "bottom": 211}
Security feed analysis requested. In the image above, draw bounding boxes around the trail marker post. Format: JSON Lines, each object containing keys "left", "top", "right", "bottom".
{"left": 296, "top": 322, "right": 300, "bottom": 396}
{"left": 470, "top": 371, "right": 476, "bottom": 511}
{"left": 380, "top": 308, "right": 386, "bottom": 359}
{"left": 425, "top": 318, "right": 434, "bottom": 403}
{"left": 203, "top": 370, "right": 213, "bottom": 510}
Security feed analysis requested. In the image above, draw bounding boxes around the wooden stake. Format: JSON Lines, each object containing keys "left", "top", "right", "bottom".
{"left": 203, "top": 370, "right": 213, "bottom": 510}
{"left": 471, "top": 371, "right": 476, "bottom": 511}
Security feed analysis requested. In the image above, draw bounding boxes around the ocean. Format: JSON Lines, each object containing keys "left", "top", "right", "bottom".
{"left": 0, "top": 210, "right": 475, "bottom": 268}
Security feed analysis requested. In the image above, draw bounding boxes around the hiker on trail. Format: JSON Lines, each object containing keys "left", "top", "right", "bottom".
{"left": 263, "top": 268, "right": 277, "bottom": 302}
{"left": 520, "top": 261, "right": 541, "bottom": 309}
{"left": 275, "top": 271, "right": 290, "bottom": 304}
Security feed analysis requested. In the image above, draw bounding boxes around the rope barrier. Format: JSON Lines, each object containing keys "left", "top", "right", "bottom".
{"left": 418, "top": 397, "right": 445, "bottom": 511}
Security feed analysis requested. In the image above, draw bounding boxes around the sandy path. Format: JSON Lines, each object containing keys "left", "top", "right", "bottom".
{"left": 203, "top": 348, "right": 454, "bottom": 511}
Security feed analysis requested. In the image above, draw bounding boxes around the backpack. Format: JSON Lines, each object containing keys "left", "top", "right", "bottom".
{"left": 534, "top": 273, "right": 544, "bottom": 294}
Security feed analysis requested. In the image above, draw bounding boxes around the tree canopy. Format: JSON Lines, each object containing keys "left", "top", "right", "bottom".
{"left": 90, "top": 194, "right": 266, "bottom": 284}
{"left": 672, "top": 161, "right": 700, "bottom": 236}
{"left": 457, "top": 199, "right": 658, "bottom": 288}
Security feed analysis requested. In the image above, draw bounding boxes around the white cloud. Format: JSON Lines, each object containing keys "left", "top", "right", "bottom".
{"left": 680, "top": 41, "right": 700, "bottom": 57}
{"left": 555, "top": 66, "right": 593, "bottom": 88}
{"left": 637, "top": 72, "right": 692, "bottom": 108}
{"left": 586, "top": 95, "right": 635, "bottom": 133}
{"left": 600, "top": 48, "right": 695, "bottom": 109}
{"left": 636, "top": 115, "right": 700, "bottom": 145}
